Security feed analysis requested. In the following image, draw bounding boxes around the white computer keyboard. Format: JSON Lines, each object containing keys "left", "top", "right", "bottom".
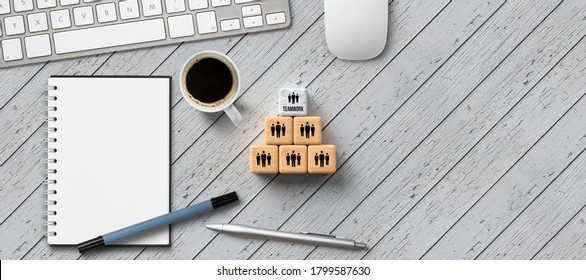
{"left": 0, "top": 0, "right": 291, "bottom": 68}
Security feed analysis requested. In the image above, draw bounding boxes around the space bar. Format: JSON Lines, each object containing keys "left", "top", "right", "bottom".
{"left": 53, "top": 19, "right": 166, "bottom": 54}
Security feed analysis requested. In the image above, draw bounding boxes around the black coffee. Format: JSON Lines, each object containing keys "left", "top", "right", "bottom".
{"left": 185, "top": 57, "right": 234, "bottom": 104}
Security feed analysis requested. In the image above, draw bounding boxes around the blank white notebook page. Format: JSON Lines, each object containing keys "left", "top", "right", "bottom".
{"left": 47, "top": 77, "right": 170, "bottom": 245}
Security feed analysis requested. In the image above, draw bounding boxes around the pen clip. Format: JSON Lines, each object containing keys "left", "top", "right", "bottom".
{"left": 299, "top": 231, "right": 343, "bottom": 239}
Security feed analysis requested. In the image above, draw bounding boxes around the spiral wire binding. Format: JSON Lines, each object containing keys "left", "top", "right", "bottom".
{"left": 46, "top": 85, "right": 58, "bottom": 238}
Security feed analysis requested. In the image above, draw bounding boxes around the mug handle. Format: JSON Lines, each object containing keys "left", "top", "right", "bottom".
{"left": 224, "top": 104, "right": 244, "bottom": 126}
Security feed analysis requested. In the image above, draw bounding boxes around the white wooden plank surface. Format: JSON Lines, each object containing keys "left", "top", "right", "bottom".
{"left": 0, "top": 0, "right": 585, "bottom": 260}
{"left": 153, "top": 1, "right": 444, "bottom": 258}
{"left": 254, "top": 0, "right": 558, "bottom": 260}
{"left": 360, "top": 1, "right": 586, "bottom": 260}
{"left": 201, "top": 0, "right": 498, "bottom": 260}
{"left": 533, "top": 206, "right": 586, "bottom": 260}
{"left": 477, "top": 148, "right": 586, "bottom": 259}
{"left": 22, "top": 0, "right": 333, "bottom": 260}
{"left": 423, "top": 42, "right": 586, "bottom": 260}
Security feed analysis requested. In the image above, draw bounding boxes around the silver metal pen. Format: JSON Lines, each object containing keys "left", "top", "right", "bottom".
{"left": 206, "top": 224, "right": 367, "bottom": 250}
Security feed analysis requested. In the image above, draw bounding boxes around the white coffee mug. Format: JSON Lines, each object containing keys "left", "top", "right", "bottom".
{"left": 180, "top": 50, "right": 244, "bottom": 126}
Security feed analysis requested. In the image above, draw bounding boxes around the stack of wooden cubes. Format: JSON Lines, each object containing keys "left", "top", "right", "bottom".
{"left": 250, "top": 89, "right": 337, "bottom": 174}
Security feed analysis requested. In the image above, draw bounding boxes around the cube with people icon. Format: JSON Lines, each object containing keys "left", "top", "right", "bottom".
{"left": 307, "top": 145, "right": 337, "bottom": 174}
{"left": 293, "top": 116, "right": 322, "bottom": 145}
{"left": 279, "top": 145, "right": 308, "bottom": 174}
{"left": 279, "top": 88, "right": 308, "bottom": 116}
{"left": 250, "top": 145, "right": 279, "bottom": 174}
{"left": 264, "top": 116, "right": 293, "bottom": 145}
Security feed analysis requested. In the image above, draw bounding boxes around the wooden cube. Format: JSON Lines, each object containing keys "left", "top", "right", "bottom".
{"left": 279, "top": 88, "right": 308, "bottom": 116}
{"left": 250, "top": 145, "right": 279, "bottom": 174}
{"left": 308, "top": 145, "right": 337, "bottom": 174}
{"left": 279, "top": 145, "right": 308, "bottom": 174}
{"left": 264, "top": 116, "right": 293, "bottom": 145}
{"left": 293, "top": 116, "right": 322, "bottom": 145}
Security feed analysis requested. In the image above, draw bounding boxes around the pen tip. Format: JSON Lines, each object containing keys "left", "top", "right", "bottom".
{"left": 206, "top": 224, "right": 223, "bottom": 232}
{"left": 355, "top": 242, "right": 368, "bottom": 249}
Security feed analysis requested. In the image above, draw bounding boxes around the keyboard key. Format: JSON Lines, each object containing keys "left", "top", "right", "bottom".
{"left": 188, "top": 0, "right": 207, "bottom": 10}
{"left": 73, "top": 6, "right": 94, "bottom": 26}
{"left": 50, "top": 9, "right": 71, "bottom": 29}
{"left": 0, "top": 0, "right": 10, "bottom": 14}
{"left": 266, "top": 12, "right": 286, "bottom": 25}
{"left": 243, "top": 15, "right": 262, "bottom": 28}
{"left": 25, "top": 34, "right": 51, "bottom": 58}
{"left": 4, "top": 16, "right": 25, "bottom": 35}
{"left": 53, "top": 19, "right": 166, "bottom": 54}
{"left": 119, "top": 0, "right": 139, "bottom": 20}
{"left": 36, "top": 0, "right": 56, "bottom": 9}
{"left": 13, "top": 0, "right": 33, "bottom": 12}
{"left": 142, "top": 0, "right": 163, "bottom": 17}
{"left": 211, "top": 0, "right": 229, "bottom": 7}
{"left": 2, "top": 38, "right": 23, "bottom": 61}
{"left": 168, "top": 14, "right": 194, "bottom": 38}
{"left": 220, "top": 18, "right": 240, "bottom": 31}
{"left": 196, "top": 11, "right": 217, "bottom": 34}
{"left": 96, "top": 3, "right": 117, "bottom": 23}
{"left": 241, "top": 4, "right": 261, "bottom": 17}
{"left": 60, "top": 0, "right": 78, "bottom": 6}
{"left": 165, "top": 0, "right": 185, "bottom": 14}
{"left": 27, "top": 12, "right": 49, "bottom": 33}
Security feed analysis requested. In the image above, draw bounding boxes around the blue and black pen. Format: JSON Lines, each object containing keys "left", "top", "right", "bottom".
{"left": 77, "top": 191, "right": 238, "bottom": 253}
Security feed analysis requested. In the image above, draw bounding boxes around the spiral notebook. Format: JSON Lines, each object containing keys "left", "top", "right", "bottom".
{"left": 46, "top": 76, "right": 171, "bottom": 246}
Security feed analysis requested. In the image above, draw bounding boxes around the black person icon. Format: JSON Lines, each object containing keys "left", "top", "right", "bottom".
{"left": 257, "top": 153, "right": 261, "bottom": 166}
{"left": 291, "top": 151, "right": 297, "bottom": 167}
{"left": 311, "top": 124, "right": 315, "bottom": 137}
{"left": 261, "top": 151, "right": 267, "bottom": 167}
{"left": 314, "top": 153, "right": 319, "bottom": 165}
{"left": 275, "top": 122, "right": 281, "bottom": 138}
{"left": 304, "top": 122, "right": 310, "bottom": 138}
{"left": 319, "top": 151, "right": 325, "bottom": 167}
{"left": 325, "top": 153, "right": 330, "bottom": 166}
{"left": 300, "top": 124, "right": 304, "bottom": 137}
{"left": 267, "top": 153, "right": 272, "bottom": 166}
{"left": 286, "top": 153, "right": 291, "bottom": 166}
{"left": 297, "top": 153, "right": 301, "bottom": 166}
{"left": 295, "top": 93, "right": 299, "bottom": 103}
{"left": 282, "top": 123, "right": 286, "bottom": 136}
{"left": 271, "top": 124, "right": 275, "bottom": 137}
{"left": 288, "top": 93, "right": 292, "bottom": 104}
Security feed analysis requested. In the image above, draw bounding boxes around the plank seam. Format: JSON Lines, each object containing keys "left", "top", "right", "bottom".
{"left": 0, "top": 62, "right": 48, "bottom": 111}
{"left": 531, "top": 202, "right": 586, "bottom": 259}
{"left": 191, "top": 0, "right": 455, "bottom": 260}
{"left": 170, "top": 13, "right": 325, "bottom": 165}
{"left": 358, "top": 0, "right": 568, "bottom": 259}
{"left": 0, "top": 122, "right": 43, "bottom": 167}
{"left": 420, "top": 31, "right": 586, "bottom": 259}
{"left": 474, "top": 92, "right": 586, "bottom": 258}
{"left": 0, "top": 181, "right": 43, "bottom": 225}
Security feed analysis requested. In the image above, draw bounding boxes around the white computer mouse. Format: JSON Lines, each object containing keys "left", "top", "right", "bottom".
{"left": 324, "top": 0, "right": 388, "bottom": 61}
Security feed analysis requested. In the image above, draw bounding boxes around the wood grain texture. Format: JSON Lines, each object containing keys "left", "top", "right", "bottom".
{"left": 423, "top": 42, "right": 586, "bottom": 260}
{"left": 1, "top": 0, "right": 585, "bottom": 260}
{"left": 140, "top": 0, "right": 450, "bottom": 260}
{"left": 477, "top": 147, "right": 586, "bottom": 259}
{"left": 21, "top": 0, "right": 333, "bottom": 260}
{"left": 533, "top": 206, "right": 586, "bottom": 260}
{"left": 203, "top": 0, "right": 497, "bottom": 260}
{"left": 364, "top": 0, "right": 586, "bottom": 260}
{"left": 255, "top": 0, "right": 559, "bottom": 260}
